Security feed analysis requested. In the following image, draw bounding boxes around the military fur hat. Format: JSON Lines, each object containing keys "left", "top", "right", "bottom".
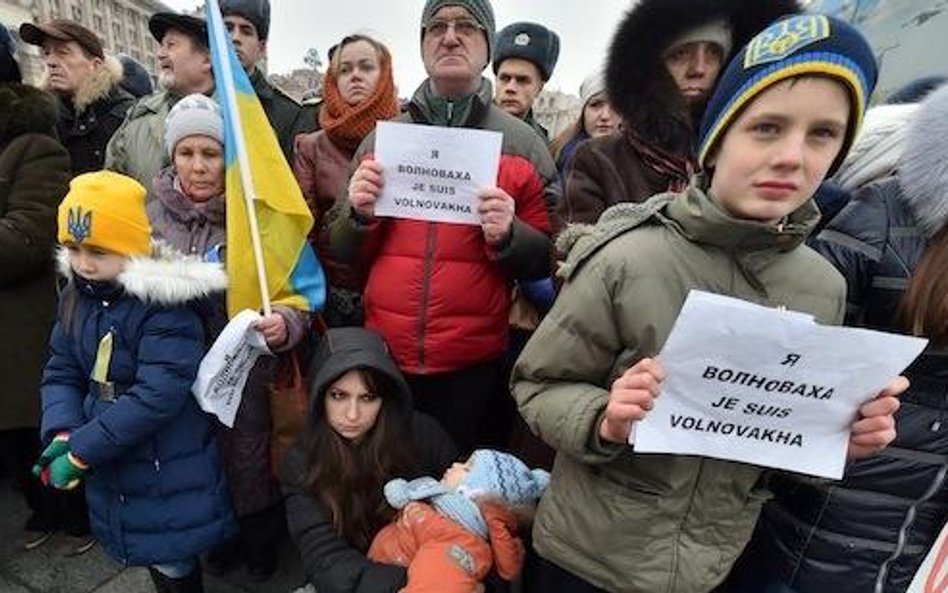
{"left": 492, "top": 22, "right": 560, "bottom": 81}
{"left": 220, "top": 0, "right": 270, "bottom": 41}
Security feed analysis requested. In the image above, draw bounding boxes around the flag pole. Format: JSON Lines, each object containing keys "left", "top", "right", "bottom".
{"left": 207, "top": 0, "right": 272, "bottom": 317}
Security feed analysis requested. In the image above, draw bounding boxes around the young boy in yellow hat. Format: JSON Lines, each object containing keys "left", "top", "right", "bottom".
{"left": 33, "top": 170, "right": 235, "bottom": 591}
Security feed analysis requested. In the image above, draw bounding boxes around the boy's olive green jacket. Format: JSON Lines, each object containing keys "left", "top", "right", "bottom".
{"left": 511, "top": 187, "right": 846, "bottom": 593}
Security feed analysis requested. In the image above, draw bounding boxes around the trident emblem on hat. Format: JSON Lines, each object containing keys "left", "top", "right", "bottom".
{"left": 67, "top": 207, "right": 93, "bottom": 244}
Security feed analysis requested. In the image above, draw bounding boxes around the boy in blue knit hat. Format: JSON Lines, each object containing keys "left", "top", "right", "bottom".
{"left": 367, "top": 449, "right": 549, "bottom": 592}
{"left": 512, "top": 14, "right": 913, "bottom": 592}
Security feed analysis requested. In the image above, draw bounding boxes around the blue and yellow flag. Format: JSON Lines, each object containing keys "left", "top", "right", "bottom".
{"left": 206, "top": 0, "right": 325, "bottom": 318}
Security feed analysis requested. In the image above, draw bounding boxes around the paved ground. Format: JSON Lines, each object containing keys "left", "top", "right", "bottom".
{"left": 0, "top": 474, "right": 307, "bottom": 593}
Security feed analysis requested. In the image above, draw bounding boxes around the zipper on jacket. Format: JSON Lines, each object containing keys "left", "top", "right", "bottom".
{"left": 873, "top": 461, "right": 948, "bottom": 593}
{"left": 446, "top": 101, "right": 454, "bottom": 125}
{"left": 416, "top": 223, "right": 438, "bottom": 371}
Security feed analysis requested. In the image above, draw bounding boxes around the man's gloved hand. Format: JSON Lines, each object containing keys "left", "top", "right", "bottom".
{"left": 32, "top": 432, "right": 70, "bottom": 476}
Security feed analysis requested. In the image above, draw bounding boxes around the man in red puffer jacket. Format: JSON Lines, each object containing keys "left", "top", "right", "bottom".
{"left": 329, "top": 0, "right": 557, "bottom": 454}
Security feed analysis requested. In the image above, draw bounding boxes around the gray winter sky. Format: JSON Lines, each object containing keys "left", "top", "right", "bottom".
{"left": 163, "top": 0, "right": 634, "bottom": 95}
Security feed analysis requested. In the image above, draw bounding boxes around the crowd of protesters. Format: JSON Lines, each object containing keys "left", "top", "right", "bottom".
{"left": 1, "top": 0, "right": 946, "bottom": 592}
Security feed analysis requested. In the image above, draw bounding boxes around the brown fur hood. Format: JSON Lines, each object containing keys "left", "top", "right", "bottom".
{"left": 43, "top": 54, "right": 125, "bottom": 113}
{"left": 606, "top": 0, "right": 801, "bottom": 148}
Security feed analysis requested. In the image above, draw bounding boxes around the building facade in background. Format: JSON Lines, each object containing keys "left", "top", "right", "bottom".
{"left": 1, "top": 0, "right": 168, "bottom": 84}
{"left": 534, "top": 88, "right": 581, "bottom": 140}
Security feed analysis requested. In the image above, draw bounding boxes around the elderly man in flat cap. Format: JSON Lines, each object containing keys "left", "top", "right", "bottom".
{"left": 492, "top": 22, "right": 559, "bottom": 142}
{"left": 105, "top": 12, "right": 213, "bottom": 200}
{"left": 220, "top": 0, "right": 315, "bottom": 161}
{"left": 20, "top": 19, "right": 135, "bottom": 173}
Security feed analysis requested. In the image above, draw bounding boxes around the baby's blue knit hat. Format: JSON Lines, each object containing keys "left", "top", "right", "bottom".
{"left": 459, "top": 449, "right": 550, "bottom": 505}
{"left": 384, "top": 450, "right": 550, "bottom": 539}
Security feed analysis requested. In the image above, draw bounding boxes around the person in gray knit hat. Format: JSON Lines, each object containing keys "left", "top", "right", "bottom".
{"left": 220, "top": 0, "right": 315, "bottom": 161}
{"left": 421, "top": 0, "right": 495, "bottom": 59}
{"left": 492, "top": 22, "right": 560, "bottom": 140}
{"left": 332, "top": 0, "right": 558, "bottom": 456}
{"left": 163, "top": 93, "right": 223, "bottom": 157}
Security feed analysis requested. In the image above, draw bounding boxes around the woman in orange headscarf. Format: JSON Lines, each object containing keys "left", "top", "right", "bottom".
{"left": 294, "top": 34, "right": 399, "bottom": 327}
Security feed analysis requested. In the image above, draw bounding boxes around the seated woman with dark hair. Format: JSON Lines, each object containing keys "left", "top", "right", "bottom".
{"left": 282, "top": 327, "right": 457, "bottom": 593}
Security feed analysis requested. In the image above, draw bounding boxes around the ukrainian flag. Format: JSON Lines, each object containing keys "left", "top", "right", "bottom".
{"left": 206, "top": 0, "right": 325, "bottom": 318}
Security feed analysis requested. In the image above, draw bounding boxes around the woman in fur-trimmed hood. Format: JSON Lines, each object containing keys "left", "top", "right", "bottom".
{"left": 557, "top": 0, "right": 800, "bottom": 226}
{"left": 39, "top": 171, "right": 235, "bottom": 589}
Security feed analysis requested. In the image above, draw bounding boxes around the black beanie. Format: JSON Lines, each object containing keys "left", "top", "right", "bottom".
{"left": 220, "top": 0, "right": 270, "bottom": 40}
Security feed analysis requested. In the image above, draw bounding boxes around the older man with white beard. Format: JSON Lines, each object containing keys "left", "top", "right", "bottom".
{"left": 105, "top": 13, "right": 213, "bottom": 201}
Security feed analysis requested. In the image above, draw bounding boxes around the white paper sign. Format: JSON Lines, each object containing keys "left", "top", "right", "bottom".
{"left": 374, "top": 121, "right": 503, "bottom": 225}
{"left": 634, "top": 291, "right": 927, "bottom": 479}
{"left": 909, "top": 521, "right": 948, "bottom": 593}
{"left": 192, "top": 309, "right": 271, "bottom": 427}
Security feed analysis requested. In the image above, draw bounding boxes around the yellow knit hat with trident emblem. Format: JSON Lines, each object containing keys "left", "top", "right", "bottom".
{"left": 57, "top": 171, "right": 152, "bottom": 256}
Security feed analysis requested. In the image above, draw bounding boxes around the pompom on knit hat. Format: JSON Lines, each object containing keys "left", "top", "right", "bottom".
{"left": 164, "top": 93, "right": 223, "bottom": 157}
{"left": 57, "top": 171, "right": 152, "bottom": 257}
{"left": 697, "top": 14, "right": 878, "bottom": 176}
{"left": 421, "top": 0, "right": 496, "bottom": 61}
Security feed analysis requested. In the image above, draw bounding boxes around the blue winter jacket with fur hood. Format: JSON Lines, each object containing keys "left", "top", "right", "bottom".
{"left": 41, "top": 245, "right": 236, "bottom": 565}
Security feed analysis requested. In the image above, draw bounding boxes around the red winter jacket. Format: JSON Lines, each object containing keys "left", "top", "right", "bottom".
{"left": 330, "top": 79, "right": 558, "bottom": 374}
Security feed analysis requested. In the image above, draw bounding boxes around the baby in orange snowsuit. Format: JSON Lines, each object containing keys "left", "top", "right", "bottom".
{"left": 367, "top": 449, "right": 550, "bottom": 593}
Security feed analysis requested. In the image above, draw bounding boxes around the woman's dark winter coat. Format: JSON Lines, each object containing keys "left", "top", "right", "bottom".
{"left": 41, "top": 248, "right": 236, "bottom": 565}
{"left": 558, "top": 0, "right": 800, "bottom": 225}
{"left": 0, "top": 84, "right": 70, "bottom": 431}
{"left": 282, "top": 327, "right": 457, "bottom": 593}
{"left": 732, "top": 86, "right": 948, "bottom": 593}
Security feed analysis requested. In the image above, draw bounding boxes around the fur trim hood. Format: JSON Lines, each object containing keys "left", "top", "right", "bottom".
{"left": 57, "top": 241, "right": 228, "bottom": 306}
{"left": 834, "top": 103, "right": 919, "bottom": 192}
{"left": 44, "top": 55, "right": 125, "bottom": 113}
{"left": 898, "top": 83, "right": 948, "bottom": 238}
{"left": 0, "top": 84, "right": 58, "bottom": 145}
{"left": 606, "top": 0, "right": 800, "bottom": 146}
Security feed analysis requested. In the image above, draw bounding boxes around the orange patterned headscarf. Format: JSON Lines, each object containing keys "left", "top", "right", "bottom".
{"left": 319, "top": 36, "right": 400, "bottom": 153}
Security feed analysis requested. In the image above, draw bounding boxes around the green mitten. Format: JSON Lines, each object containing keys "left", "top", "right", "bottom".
{"left": 47, "top": 452, "right": 88, "bottom": 490}
{"left": 32, "top": 433, "right": 71, "bottom": 476}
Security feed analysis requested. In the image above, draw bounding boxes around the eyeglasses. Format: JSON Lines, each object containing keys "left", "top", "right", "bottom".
{"left": 424, "top": 18, "right": 485, "bottom": 38}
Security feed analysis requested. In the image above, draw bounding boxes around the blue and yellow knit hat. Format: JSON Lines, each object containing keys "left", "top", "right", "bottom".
{"left": 697, "top": 14, "right": 878, "bottom": 175}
